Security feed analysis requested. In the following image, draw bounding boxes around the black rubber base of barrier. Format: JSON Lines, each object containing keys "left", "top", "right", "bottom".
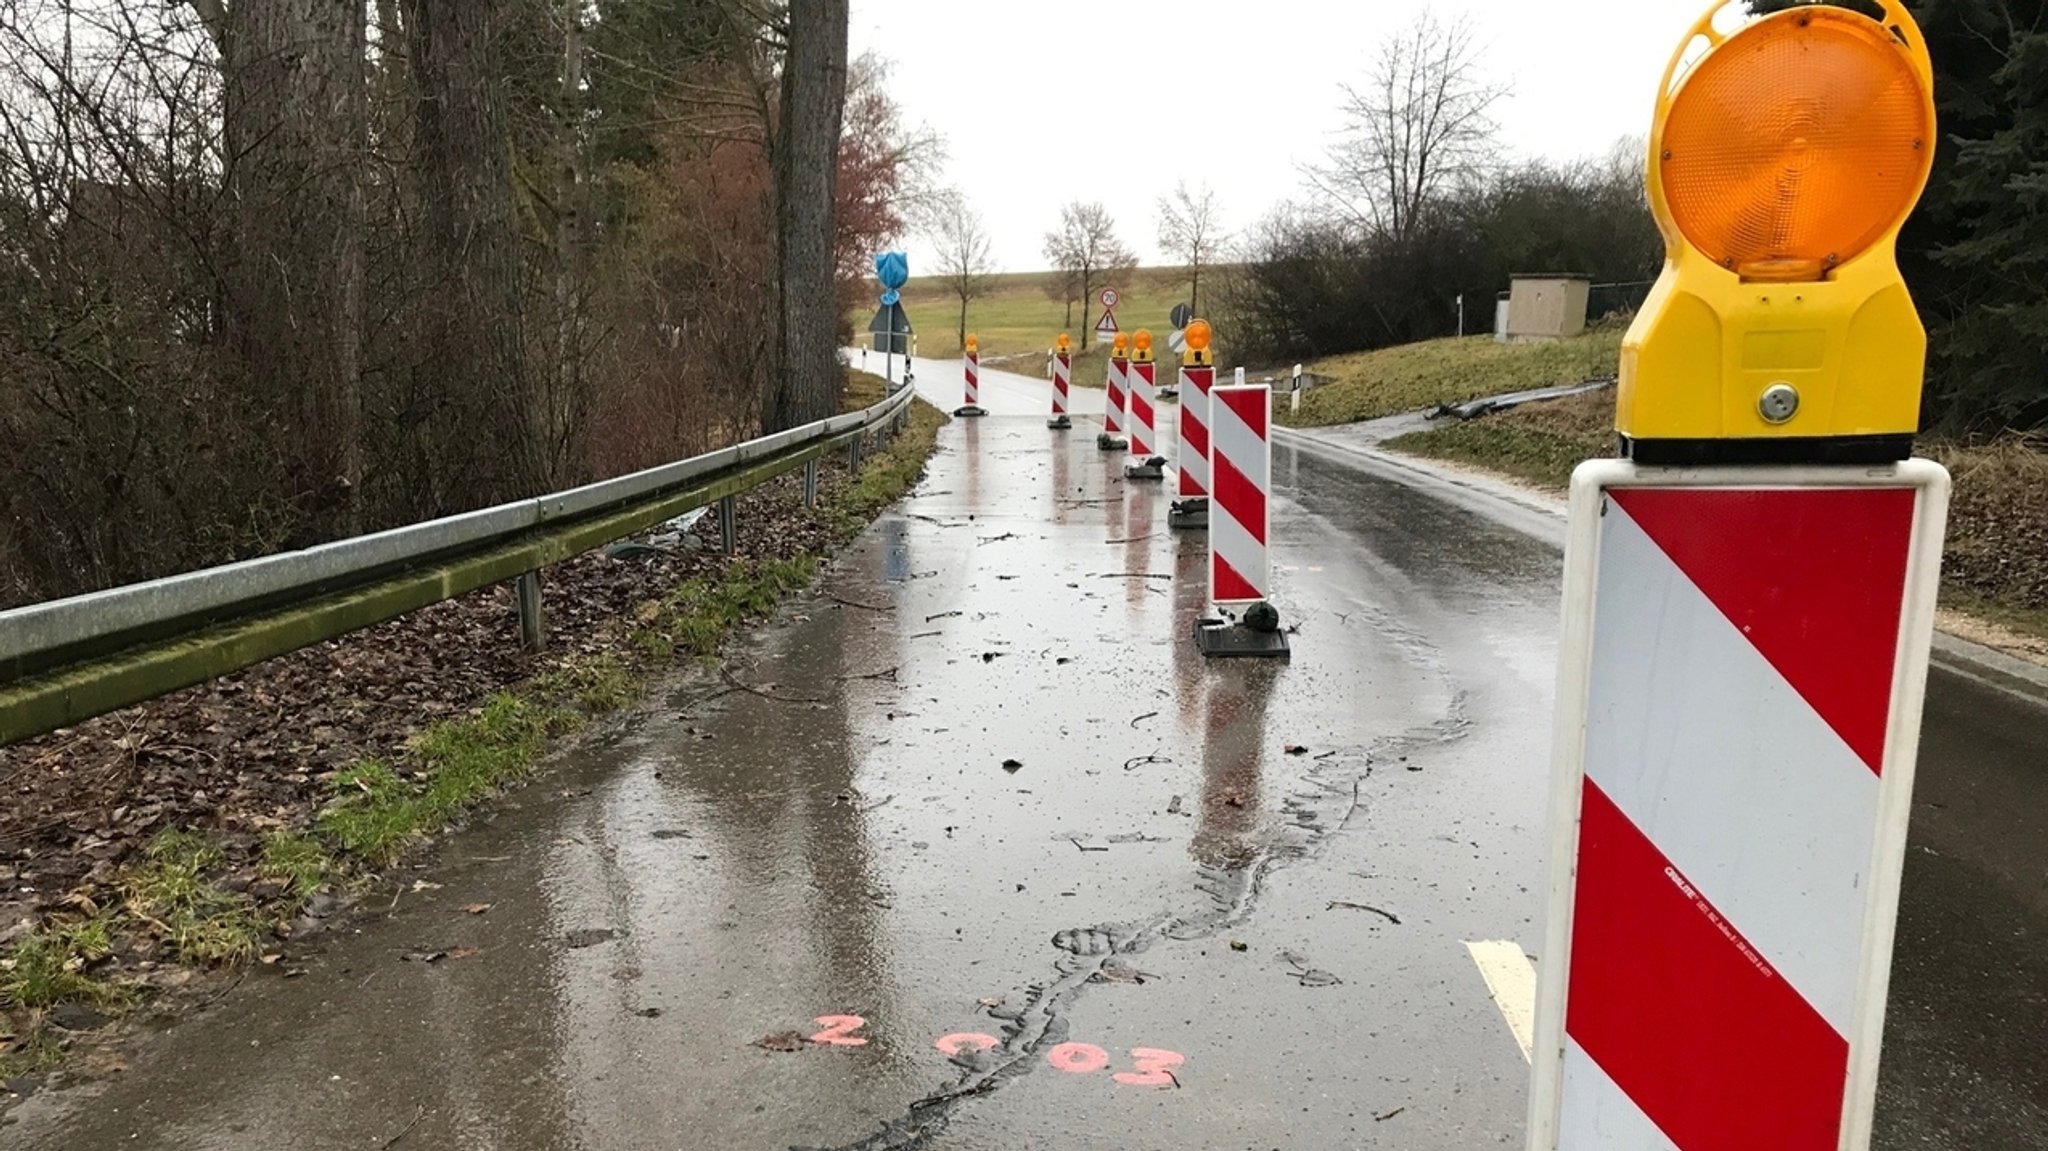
{"left": 1047, "top": 416, "right": 1073, "bottom": 430}
{"left": 1169, "top": 498, "right": 1209, "bottom": 530}
{"left": 1096, "top": 434, "right": 1129, "bottom": 451}
{"left": 1124, "top": 457, "right": 1168, "bottom": 481}
{"left": 1193, "top": 617, "right": 1292, "bottom": 659}
{"left": 954, "top": 406, "right": 989, "bottom": 418}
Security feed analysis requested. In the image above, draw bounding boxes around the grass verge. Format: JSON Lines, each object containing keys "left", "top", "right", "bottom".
{"left": 1387, "top": 388, "right": 2048, "bottom": 647}
{"left": 1282, "top": 330, "right": 1622, "bottom": 428}
{"left": 1, "top": 381, "right": 946, "bottom": 1066}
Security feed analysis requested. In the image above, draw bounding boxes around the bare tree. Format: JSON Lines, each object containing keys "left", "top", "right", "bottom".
{"left": 1042, "top": 265, "right": 1080, "bottom": 332}
{"left": 766, "top": 0, "right": 850, "bottom": 431}
{"left": 1311, "top": 13, "right": 1506, "bottom": 243}
{"left": 1156, "top": 180, "right": 1226, "bottom": 315}
{"left": 1042, "top": 201, "right": 1135, "bottom": 343}
{"left": 925, "top": 188, "right": 998, "bottom": 350}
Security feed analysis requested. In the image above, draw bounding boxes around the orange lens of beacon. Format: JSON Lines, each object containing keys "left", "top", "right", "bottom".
{"left": 1660, "top": 9, "right": 1932, "bottom": 281}
{"left": 1184, "top": 320, "right": 1212, "bottom": 352}
{"left": 1133, "top": 330, "right": 1152, "bottom": 352}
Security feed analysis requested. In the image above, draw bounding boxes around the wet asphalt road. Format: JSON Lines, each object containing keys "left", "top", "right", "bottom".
{"left": 5, "top": 358, "right": 2043, "bottom": 1149}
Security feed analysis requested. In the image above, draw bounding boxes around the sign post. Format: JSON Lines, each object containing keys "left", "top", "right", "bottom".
{"left": 870, "top": 251, "right": 912, "bottom": 385}
{"left": 1527, "top": 5, "right": 1946, "bottom": 1149}
{"left": 1094, "top": 287, "right": 1120, "bottom": 346}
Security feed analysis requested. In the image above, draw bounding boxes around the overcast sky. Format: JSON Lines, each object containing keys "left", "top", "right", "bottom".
{"left": 850, "top": 0, "right": 1720, "bottom": 272}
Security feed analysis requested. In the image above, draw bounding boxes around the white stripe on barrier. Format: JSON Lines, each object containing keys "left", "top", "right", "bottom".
{"left": 1178, "top": 365, "right": 1211, "bottom": 498}
{"left": 1559, "top": 1041, "right": 1682, "bottom": 1151}
{"left": 1105, "top": 356, "right": 1126, "bottom": 434}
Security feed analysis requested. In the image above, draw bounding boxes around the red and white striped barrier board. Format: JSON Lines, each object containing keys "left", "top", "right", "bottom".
{"left": 1052, "top": 351, "right": 1071, "bottom": 418}
{"left": 1528, "top": 461, "right": 1950, "bottom": 1151}
{"left": 1105, "top": 353, "right": 1128, "bottom": 436}
{"left": 1178, "top": 365, "right": 1212, "bottom": 499}
{"left": 1128, "top": 360, "right": 1157, "bottom": 457}
{"left": 963, "top": 349, "right": 980, "bottom": 409}
{"left": 1207, "top": 383, "right": 1271, "bottom": 606}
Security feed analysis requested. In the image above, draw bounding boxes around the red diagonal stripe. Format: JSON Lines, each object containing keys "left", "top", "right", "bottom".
{"left": 1611, "top": 489, "right": 1914, "bottom": 774}
{"left": 1217, "top": 387, "right": 1269, "bottom": 439}
{"left": 1182, "top": 415, "right": 1208, "bottom": 458}
{"left": 1214, "top": 552, "right": 1260, "bottom": 602}
{"left": 1211, "top": 451, "right": 1266, "bottom": 547}
{"left": 1568, "top": 780, "right": 1849, "bottom": 1151}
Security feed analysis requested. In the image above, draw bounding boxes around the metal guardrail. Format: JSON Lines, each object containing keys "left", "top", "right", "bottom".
{"left": 0, "top": 383, "right": 918, "bottom": 746}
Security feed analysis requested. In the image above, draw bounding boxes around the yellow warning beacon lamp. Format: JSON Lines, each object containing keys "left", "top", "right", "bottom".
{"left": 1617, "top": 0, "right": 1937, "bottom": 464}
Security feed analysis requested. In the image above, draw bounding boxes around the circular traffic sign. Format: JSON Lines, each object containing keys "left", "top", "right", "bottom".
{"left": 1170, "top": 303, "right": 1193, "bottom": 330}
{"left": 1100, "top": 288, "right": 1120, "bottom": 309}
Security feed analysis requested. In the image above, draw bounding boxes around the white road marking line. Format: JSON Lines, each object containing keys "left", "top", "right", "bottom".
{"left": 1465, "top": 939, "right": 1537, "bottom": 1063}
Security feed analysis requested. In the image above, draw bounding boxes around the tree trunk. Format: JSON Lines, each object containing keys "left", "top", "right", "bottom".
{"left": 767, "top": 0, "right": 850, "bottom": 431}
{"left": 547, "top": 0, "right": 588, "bottom": 488}
{"left": 402, "top": 0, "right": 533, "bottom": 507}
{"left": 220, "top": 1, "right": 367, "bottom": 540}
{"left": 957, "top": 295, "right": 968, "bottom": 350}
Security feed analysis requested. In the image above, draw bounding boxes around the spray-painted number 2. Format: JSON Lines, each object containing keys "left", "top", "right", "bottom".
{"left": 809, "top": 1015, "right": 870, "bottom": 1047}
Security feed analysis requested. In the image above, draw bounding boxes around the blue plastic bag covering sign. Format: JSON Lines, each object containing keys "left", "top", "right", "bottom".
{"left": 875, "top": 251, "right": 909, "bottom": 306}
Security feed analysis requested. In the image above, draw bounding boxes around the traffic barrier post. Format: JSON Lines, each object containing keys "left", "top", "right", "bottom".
{"left": 955, "top": 334, "right": 988, "bottom": 418}
{"left": 1193, "top": 382, "right": 1286, "bottom": 659}
{"left": 1097, "top": 333, "right": 1130, "bottom": 452}
{"left": 1124, "top": 330, "right": 1167, "bottom": 480}
{"left": 1526, "top": 5, "right": 1947, "bottom": 1149}
{"left": 1171, "top": 319, "right": 1215, "bottom": 530}
{"left": 1049, "top": 333, "right": 1074, "bottom": 430}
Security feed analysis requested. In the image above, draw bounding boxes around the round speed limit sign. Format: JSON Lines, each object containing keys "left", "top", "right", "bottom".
{"left": 1099, "top": 288, "right": 1120, "bottom": 310}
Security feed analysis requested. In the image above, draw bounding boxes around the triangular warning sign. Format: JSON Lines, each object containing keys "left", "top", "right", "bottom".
{"left": 1095, "top": 312, "right": 1118, "bottom": 333}
{"left": 1610, "top": 488, "right": 1916, "bottom": 775}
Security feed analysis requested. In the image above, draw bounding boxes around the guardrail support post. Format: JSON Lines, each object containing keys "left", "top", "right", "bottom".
{"left": 804, "top": 459, "right": 820, "bottom": 508}
{"left": 848, "top": 436, "right": 863, "bottom": 471}
{"left": 719, "top": 495, "right": 738, "bottom": 554}
{"left": 515, "top": 571, "right": 546, "bottom": 654}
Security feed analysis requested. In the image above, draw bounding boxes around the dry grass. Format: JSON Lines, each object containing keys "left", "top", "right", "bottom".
{"left": 1389, "top": 385, "right": 2048, "bottom": 641}
{"left": 1279, "top": 331, "right": 1622, "bottom": 428}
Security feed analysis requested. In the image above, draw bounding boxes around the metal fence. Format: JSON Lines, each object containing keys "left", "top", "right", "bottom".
{"left": 0, "top": 383, "right": 918, "bottom": 746}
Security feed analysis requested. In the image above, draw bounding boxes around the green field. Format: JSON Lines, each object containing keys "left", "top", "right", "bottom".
{"left": 871, "top": 268, "right": 1201, "bottom": 386}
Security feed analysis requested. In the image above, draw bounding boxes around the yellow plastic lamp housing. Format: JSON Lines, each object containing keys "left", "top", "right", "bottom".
{"left": 1057, "top": 333, "right": 1071, "bottom": 353}
{"left": 1616, "top": 0, "right": 1937, "bottom": 464}
{"left": 965, "top": 334, "right": 978, "bottom": 354}
{"left": 1113, "top": 333, "right": 1129, "bottom": 356}
{"left": 1133, "top": 329, "right": 1154, "bottom": 362}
